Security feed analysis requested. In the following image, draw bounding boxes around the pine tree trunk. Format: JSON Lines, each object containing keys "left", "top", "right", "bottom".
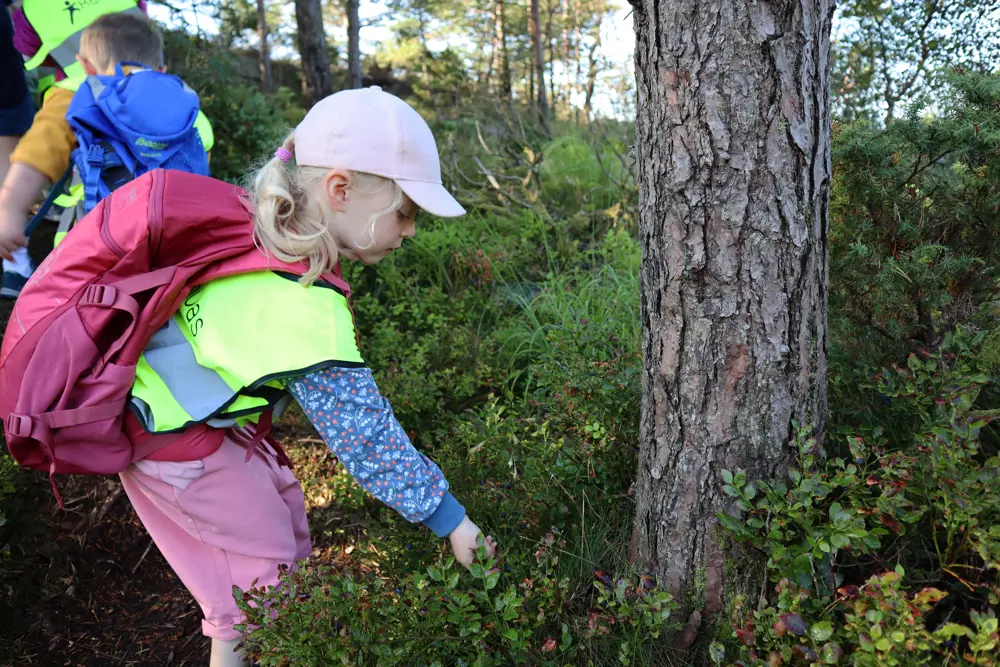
{"left": 546, "top": 0, "right": 556, "bottom": 115}
{"left": 294, "top": 0, "right": 333, "bottom": 105}
{"left": 347, "top": 0, "right": 362, "bottom": 89}
{"left": 570, "top": 0, "right": 584, "bottom": 122}
{"left": 630, "top": 0, "right": 833, "bottom": 631}
{"left": 583, "top": 40, "right": 599, "bottom": 118}
{"left": 256, "top": 0, "right": 273, "bottom": 93}
{"left": 530, "top": 0, "right": 549, "bottom": 128}
{"left": 492, "top": 0, "right": 512, "bottom": 99}
{"left": 583, "top": 3, "right": 603, "bottom": 119}
{"left": 529, "top": 59, "right": 535, "bottom": 105}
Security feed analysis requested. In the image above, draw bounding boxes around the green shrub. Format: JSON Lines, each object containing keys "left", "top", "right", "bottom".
{"left": 340, "top": 221, "right": 499, "bottom": 432}
{"left": 494, "top": 228, "right": 641, "bottom": 444}
{"left": 540, "top": 134, "right": 632, "bottom": 214}
{"left": 719, "top": 332, "right": 1000, "bottom": 665}
{"left": 236, "top": 531, "right": 676, "bottom": 667}
{"left": 713, "top": 570, "right": 998, "bottom": 667}
{"left": 162, "top": 29, "right": 305, "bottom": 184}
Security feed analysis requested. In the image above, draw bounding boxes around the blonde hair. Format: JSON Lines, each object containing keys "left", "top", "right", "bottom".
{"left": 249, "top": 133, "right": 404, "bottom": 285}
{"left": 80, "top": 13, "right": 164, "bottom": 72}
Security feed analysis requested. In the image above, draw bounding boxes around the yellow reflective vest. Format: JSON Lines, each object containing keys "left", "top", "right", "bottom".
{"left": 130, "top": 271, "right": 363, "bottom": 434}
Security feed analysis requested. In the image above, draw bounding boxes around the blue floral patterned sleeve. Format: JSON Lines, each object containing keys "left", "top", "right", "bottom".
{"left": 285, "top": 367, "right": 466, "bottom": 538}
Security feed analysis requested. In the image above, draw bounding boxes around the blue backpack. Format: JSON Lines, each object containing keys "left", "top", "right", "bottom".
{"left": 65, "top": 62, "right": 210, "bottom": 214}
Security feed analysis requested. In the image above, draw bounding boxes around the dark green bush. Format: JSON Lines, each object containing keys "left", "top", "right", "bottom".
{"left": 162, "top": 29, "right": 305, "bottom": 184}
{"left": 829, "top": 72, "right": 1000, "bottom": 374}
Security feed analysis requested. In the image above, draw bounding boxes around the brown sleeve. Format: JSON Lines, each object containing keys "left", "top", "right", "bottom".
{"left": 10, "top": 88, "right": 77, "bottom": 183}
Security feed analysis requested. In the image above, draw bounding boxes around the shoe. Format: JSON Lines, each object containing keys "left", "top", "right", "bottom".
{"left": 0, "top": 271, "right": 30, "bottom": 299}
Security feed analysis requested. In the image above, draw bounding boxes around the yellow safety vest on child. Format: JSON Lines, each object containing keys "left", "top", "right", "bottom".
{"left": 130, "top": 271, "right": 362, "bottom": 434}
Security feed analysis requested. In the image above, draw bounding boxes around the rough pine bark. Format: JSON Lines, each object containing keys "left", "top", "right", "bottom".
{"left": 256, "top": 0, "right": 273, "bottom": 93}
{"left": 295, "top": 0, "right": 333, "bottom": 105}
{"left": 630, "top": 0, "right": 833, "bottom": 624}
{"left": 347, "top": 0, "right": 362, "bottom": 90}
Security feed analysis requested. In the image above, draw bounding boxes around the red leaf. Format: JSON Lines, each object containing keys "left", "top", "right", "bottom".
{"left": 736, "top": 628, "right": 757, "bottom": 647}
{"left": 541, "top": 638, "right": 557, "bottom": 653}
{"left": 837, "top": 585, "right": 860, "bottom": 599}
{"left": 880, "top": 514, "right": 902, "bottom": 534}
{"left": 594, "top": 570, "right": 612, "bottom": 587}
{"left": 913, "top": 587, "right": 947, "bottom": 606}
{"left": 779, "top": 613, "right": 806, "bottom": 637}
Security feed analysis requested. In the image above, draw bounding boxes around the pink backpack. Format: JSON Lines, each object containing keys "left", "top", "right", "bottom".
{"left": 0, "top": 169, "right": 349, "bottom": 503}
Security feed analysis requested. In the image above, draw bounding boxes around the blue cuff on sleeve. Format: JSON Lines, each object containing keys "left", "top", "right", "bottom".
{"left": 422, "top": 493, "right": 466, "bottom": 538}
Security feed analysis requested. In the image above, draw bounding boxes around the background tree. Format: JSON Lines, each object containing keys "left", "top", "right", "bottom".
{"left": 530, "top": 0, "right": 549, "bottom": 128}
{"left": 833, "top": 0, "right": 1000, "bottom": 123}
{"left": 295, "top": 0, "right": 334, "bottom": 104}
{"left": 255, "top": 0, "right": 273, "bottom": 92}
{"left": 492, "top": 0, "right": 512, "bottom": 99}
{"left": 629, "top": 0, "right": 834, "bottom": 639}
{"left": 346, "top": 0, "right": 362, "bottom": 89}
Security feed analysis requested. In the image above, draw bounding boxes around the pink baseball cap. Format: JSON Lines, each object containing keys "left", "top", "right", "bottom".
{"left": 294, "top": 86, "right": 466, "bottom": 218}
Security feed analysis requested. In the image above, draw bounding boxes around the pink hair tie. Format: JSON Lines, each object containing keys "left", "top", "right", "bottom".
{"left": 274, "top": 147, "right": 293, "bottom": 163}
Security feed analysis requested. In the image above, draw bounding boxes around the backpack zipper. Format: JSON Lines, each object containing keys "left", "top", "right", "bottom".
{"left": 148, "top": 170, "right": 165, "bottom": 257}
{"left": 100, "top": 194, "right": 125, "bottom": 258}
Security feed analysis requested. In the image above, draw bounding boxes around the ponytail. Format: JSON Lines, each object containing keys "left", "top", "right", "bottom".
{"left": 249, "top": 133, "right": 334, "bottom": 286}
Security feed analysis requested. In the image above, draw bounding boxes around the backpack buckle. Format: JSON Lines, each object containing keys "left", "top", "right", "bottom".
{"left": 5, "top": 413, "right": 32, "bottom": 438}
{"left": 87, "top": 144, "right": 105, "bottom": 167}
{"left": 82, "top": 284, "right": 117, "bottom": 307}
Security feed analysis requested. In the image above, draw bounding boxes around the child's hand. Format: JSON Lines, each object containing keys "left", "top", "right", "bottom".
{"left": 0, "top": 205, "right": 28, "bottom": 261}
{"left": 449, "top": 516, "right": 497, "bottom": 568}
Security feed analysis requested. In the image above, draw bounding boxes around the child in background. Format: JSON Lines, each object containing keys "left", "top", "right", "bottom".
{"left": 0, "top": 2, "right": 214, "bottom": 294}
{"left": 0, "top": 0, "right": 146, "bottom": 296}
{"left": 120, "top": 86, "right": 496, "bottom": 667}
{"left": 58, "top": 12, "right": 209, "bottom": 239}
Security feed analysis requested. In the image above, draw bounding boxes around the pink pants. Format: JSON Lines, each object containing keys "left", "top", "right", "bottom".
{"left": 119, "top": 436, "right": 311, "bottom": 641}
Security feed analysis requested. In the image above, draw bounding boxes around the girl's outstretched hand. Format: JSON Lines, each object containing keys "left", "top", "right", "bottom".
{"left": 449, "top": 516, "right": 497, "bottom": 568}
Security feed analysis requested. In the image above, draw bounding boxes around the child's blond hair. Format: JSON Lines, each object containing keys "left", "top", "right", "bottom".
{"left": 249, "top": 133, "right": 404, "bottom": 285}
{"left": 80, "top": 12, "right": 164, "bottom": 72}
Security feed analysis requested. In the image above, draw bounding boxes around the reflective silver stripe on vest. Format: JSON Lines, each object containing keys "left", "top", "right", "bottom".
{"left": 47, "top": 31, "right": 82, "bottom": 71}
{"left": 130, "top": 318, "right": 236, "bottom": 430}
{"left": 57, "top": 205, "right": 74, "bottom": 236}
{"left": 130, "top": 319, "right": 295, "bottom": 432}
{"left": 46, "top": 6, "right": 146, "bottom": 70}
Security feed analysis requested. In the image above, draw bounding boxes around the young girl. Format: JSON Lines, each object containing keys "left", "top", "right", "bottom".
{"left": 118, "top": 86, "right": 496, "bottom": 667}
